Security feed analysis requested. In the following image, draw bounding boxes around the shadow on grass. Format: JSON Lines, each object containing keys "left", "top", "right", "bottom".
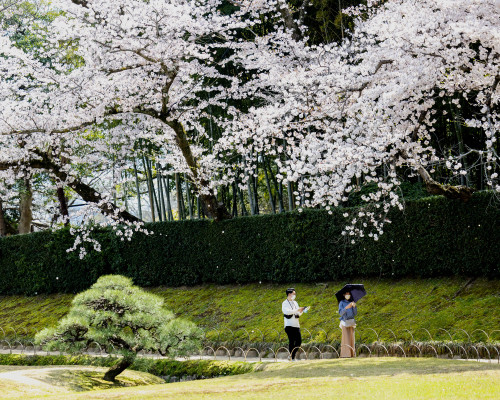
{"left": 25, "top": 368, "right": 163, "bottom": 392}
{"left": 239, "top": 358, "right": 500, "bottom": 381}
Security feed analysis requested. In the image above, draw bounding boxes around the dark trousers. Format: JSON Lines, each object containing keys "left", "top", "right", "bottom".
{"left": 285, "top": 326, "right": 302, "bottom": 359}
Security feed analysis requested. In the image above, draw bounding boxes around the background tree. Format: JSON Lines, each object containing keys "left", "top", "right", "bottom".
{"left": 1, "top": 0, "right": 498, "bottom": 248}
{"left": 35, "top": 275, "right": 202, "bottom": 382}
{"left": 222, "top": 0, "right": 499, "bottom": 240}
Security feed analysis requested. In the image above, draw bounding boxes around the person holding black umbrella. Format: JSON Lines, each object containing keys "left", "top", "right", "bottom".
{"left": 335, "top": 284, "right": 366, "bottom": 358}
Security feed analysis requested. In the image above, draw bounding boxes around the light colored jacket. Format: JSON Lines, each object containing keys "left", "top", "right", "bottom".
{"left": 282, "top": 299, "right": 301, "bottom": 328}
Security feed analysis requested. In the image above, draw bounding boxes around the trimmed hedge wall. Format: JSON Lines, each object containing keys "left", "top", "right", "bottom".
{"left": 0, "top": 192, "right": 498, "bottom": 295}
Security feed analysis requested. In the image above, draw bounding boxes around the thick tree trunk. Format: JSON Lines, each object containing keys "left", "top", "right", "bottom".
{"left": 167, "top": 120, "right": 231, "bottom": 221}
{"left": 415, "top": 162, "right": 474, "bottom": 202}
{"left": 403, "top": 112, "right": 474, "bottom": 202}
{"left": 103, "top": 356, "right": 134, "bottom": 382}
{"left": 56, "top": 186, "right": 70, "bottom": 225}
{"left": 18, "top": 179, "right": 33, "bottom": 234}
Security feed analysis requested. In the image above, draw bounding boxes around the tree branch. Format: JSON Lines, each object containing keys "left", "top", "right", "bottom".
{"left": 0, "top": 152, "right": 141, "bottom": 223}
{"left": 344, "top": 60, "right": 394, "bottom": 93}
{"left": 166, "top": 120, "right": 232, "bottom": 221}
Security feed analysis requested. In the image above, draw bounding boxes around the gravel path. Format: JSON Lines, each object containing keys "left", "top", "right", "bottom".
{"left": 0, "top": 365, "right": 97, "bottom": 387}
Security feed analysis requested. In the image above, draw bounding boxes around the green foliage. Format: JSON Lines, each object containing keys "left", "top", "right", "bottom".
{"left": 0, "top": 354, "right": 256, "bottom": 378}
{"left": 0, "top": 192, "right": 498, "bottom": 296}
{"left": 1, "top": 279, "right": 499, "bottom": 345}
{"left": 131, "top": 359, "right": 255, "bottom": 378}
{"left": 34, "top": 275, "right": 202, "bottom": 362}
{"left": 303, "top": 0, "right": 361, "bottom": 44}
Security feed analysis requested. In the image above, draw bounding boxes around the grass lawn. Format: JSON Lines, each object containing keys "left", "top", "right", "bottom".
{"left": 4, "top": 358, "right": 499, "bottom": 400}
{"left": 0, "top": 366, "right": 163, "bottom": 399}
{"left": 1, "top": 278, "right": 499, "bottom": 341}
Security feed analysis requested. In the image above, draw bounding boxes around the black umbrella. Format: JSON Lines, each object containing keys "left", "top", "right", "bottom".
{"left": 335, "top": 284, "right": 366, "bottom": 303}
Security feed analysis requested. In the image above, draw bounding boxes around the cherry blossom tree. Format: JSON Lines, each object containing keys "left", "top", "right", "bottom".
{"left": 1, "top": 0, "right": 498, "bottom": 248}
{"left": 0, "top": 0, "right": 266, "bottom": 234}
{"left": 219, "top": 0, "right": 499, "bottom": 239}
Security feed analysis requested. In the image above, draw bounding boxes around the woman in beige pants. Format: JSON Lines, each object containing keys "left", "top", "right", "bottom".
{"left": 338, "top": 291, "right": 357, "bottom": 358}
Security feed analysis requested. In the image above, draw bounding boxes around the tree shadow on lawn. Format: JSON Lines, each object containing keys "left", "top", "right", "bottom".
{"left": 242, "top": 358, "right": 500, "bottom": 381}
{"left": 38, "top": 368, "right": 164, "bottom": 392}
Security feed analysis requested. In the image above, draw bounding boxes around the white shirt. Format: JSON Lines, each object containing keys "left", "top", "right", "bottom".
{"left": 282, "top": 299, "right": 301, "bottom": 328}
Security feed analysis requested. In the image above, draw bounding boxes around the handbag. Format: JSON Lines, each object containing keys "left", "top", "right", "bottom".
{"left": 343, "top": 318, "right": 356, "bottom": 327}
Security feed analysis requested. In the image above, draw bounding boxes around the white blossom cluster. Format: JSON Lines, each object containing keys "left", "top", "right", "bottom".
{"left": 0, "top": 0, "right": 498, "bottom": 250}
{"left": 217, "top": 0, "right": 500, "bottom": 239}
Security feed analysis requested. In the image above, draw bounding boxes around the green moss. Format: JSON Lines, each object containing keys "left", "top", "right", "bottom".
{"left": 0, "top": 279, "right": 499, "bottom": 342}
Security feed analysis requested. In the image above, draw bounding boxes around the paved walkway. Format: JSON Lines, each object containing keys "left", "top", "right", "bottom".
{"left": 0, "top": 348, "right": 283, "bottom": 362}
{"left": 1, "top": 348, "right": 497, "bottom": 364}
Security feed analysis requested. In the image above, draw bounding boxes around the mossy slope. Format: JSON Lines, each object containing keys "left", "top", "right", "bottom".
{"left": 0, "top": 278, "right": 498, "bottom": 341}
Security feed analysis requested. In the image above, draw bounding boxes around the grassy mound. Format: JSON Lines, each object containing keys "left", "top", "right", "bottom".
{"left": 5, "top": 358, "right": 500, "bottom": 400}
{"left": 0, "top": 278, "right": 499, "bottom": 341}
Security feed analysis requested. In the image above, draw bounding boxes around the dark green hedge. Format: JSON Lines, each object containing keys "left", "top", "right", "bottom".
{"left": 0, "top": 354, "right": 255, "bottom": 378}
{"left": 0, "top": 192, "right": 498, "bottom": 295}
